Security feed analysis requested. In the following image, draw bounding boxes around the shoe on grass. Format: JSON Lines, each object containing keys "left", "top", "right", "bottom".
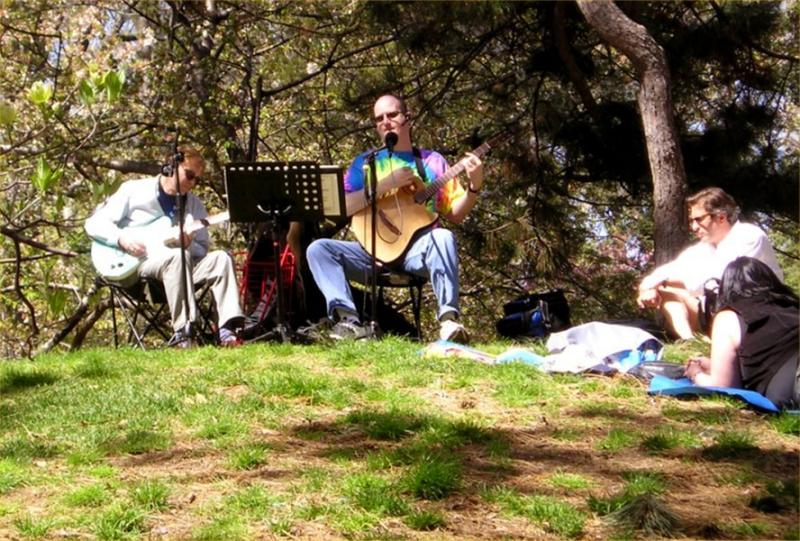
{"left": 439, "top": 319, "right": 469, "bottom": 344}
{"left": 329, "top": 320, "right": 372, "bottom": 340}
{"left": 167, "top": 330, "right": 192, "bottom": 349}
{"left": 219, "top": 327, "right": 242, "bottom": 347}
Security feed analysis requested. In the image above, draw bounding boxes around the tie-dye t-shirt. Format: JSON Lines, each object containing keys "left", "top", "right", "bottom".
{"left": 344, "top": 148, "right": 465, "bottom": 216}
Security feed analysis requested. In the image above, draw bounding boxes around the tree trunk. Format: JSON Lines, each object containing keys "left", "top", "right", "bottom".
{"left": 576, "top": 0, "right": 688, "bottom": 265}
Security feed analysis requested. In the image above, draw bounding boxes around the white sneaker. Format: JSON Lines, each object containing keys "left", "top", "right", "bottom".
{"left": 439, "top": 320, "right": 470, "bottom": 344}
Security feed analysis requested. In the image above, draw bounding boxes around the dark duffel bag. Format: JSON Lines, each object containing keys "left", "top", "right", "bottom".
{"left": 496, "top": 289, "right": 571, "bottom": 338}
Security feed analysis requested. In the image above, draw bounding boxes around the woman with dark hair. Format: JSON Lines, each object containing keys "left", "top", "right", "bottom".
{"left": 683, "top": 256, "right": 799, "bottom": 407}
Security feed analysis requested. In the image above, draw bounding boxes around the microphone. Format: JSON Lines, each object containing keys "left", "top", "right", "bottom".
{"left": 384, "top": 132, "right": 398, "bottom": 155}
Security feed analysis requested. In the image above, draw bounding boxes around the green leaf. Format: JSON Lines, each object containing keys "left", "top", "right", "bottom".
{"left": 0, "top": 102, "right": 16, "bottom": 126}
{"left": 103, "top": 71, "right": 123, "bottom": 103}
{"left": 78, "top": 79, "right": 95, "bottom": 105}
{"left": 31, "top": 157, "right": 60, "bottom": 192}
{"left": 47, "top": 289, "right": 67, "bottom": 317}
{"left": 27, "top": 82, "right": 53, "bottom": 106}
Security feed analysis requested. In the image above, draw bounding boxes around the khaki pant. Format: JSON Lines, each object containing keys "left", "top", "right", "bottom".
{"left": 138, "top": 249, "right": 244, "bottom": 332}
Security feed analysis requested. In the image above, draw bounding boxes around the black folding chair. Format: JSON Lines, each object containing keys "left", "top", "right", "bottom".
{"left": 99, "top": 277, "right": 217, "bottom": 349}
{"left": 362, "top": 271, "right": 427, "bottom": 341}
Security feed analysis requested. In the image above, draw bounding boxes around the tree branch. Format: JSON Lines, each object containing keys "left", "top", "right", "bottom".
{"left": 0, "top": 226, "right": 80, "bottom": 257}
{"left": 37, "top": 278, "right": 102, "bottom": 355}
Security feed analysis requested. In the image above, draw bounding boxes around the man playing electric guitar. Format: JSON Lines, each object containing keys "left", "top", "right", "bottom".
{"left": 307, "top": 94, "right": 485, "bottom": 343}
{"left": 85, "top": 145, "right": 244, "bottom": 347}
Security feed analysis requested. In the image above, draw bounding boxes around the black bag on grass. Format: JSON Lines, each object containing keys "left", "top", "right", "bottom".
{"left": 496, "top": 289, "right": 571, "bottom": 338}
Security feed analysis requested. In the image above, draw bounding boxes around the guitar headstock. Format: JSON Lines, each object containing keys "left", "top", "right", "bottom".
{"left": 486, "top": 130, "right": 512, "bottom": 149}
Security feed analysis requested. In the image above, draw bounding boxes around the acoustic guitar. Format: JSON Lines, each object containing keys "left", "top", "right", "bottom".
{"left": 91, "top": 211, "right": 229, "bottom": 281}
{"left": 351, "top": 132, "right": 509, "bottom": 263}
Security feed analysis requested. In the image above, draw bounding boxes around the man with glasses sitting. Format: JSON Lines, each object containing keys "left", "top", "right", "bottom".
{"left": 307, "top": 94, "right": 485, "bottom": 342}
{"left": 637, "top": 187, "right": 782, "bottom": 340}
{"left": 85, "top": 145, "right": 244, "bottom": 347}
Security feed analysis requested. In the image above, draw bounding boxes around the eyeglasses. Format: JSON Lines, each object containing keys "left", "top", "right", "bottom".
{"left": 688, "top": 212, "right": 714, "bottom": 225}
{"left": 182, "top": 168, "right": 201, "bottom": 183}
{"left": 373, "top": 110, "right": 404, "bottom": 124}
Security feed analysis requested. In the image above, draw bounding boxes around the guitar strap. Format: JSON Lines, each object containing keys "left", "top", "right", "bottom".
{"left": 410, "top": 147, "right": 440, "bottom": 238}
{"left": 412, "top": 147, "right": 428, "bottom": 183}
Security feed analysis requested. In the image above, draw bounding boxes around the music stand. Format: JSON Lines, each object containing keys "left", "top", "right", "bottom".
{"left": 224, "top": 161, "right": 346, "bottom": 341}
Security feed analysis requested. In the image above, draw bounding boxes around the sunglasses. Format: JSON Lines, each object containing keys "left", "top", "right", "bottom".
{"left": 182, "top": 168, "right": 201, "bottom": 183}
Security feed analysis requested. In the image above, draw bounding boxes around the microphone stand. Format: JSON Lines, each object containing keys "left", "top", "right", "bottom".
{"left": 366, "top": 150, "right": 380, "bottom": 338}
{"left": 365, "top": 134, "right": 397, "bottom": 337}
{"left": 171, "top": 133, "right": 194, "bottom": 344}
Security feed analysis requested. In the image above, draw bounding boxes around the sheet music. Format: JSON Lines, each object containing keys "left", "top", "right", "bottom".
{"left": 320, "top": 165, "right": 342, "bottom": 218}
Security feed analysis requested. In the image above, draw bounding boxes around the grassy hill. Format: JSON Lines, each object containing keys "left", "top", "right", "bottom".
{"left": 0, "top": 338, "right": 797, "bottom": 540}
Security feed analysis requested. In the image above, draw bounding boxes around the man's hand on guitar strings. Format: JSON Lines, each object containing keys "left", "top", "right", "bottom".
{"left": 462, "top": 152, "right": 484, "bottom": 192}
{"left": 380, "top": 167, "right": 416, "bottom": 196}
{"left": 118, "top": 231, "right": 147, "bottom": 257}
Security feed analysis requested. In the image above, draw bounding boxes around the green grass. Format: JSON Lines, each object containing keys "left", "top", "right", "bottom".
{"left": 100, "top": 428, "right": 171, "bottom": 455}
{"left": 702, "top": 430, "right": 759, "bottom": 460}
{"left": 0, "top": 365, "right": 60, "bottom": 392}
{"left": 596, "top": 428, "right": 639, "bottom": 452}
{"left": 227, "top": 442, "right": 270, "bottom": 470}
{"left": 769, "top": 412, "right": 800, "bottom": 435}
{"left": 640, "top": 427, "right": 700, "bottom": 454}
{"left": 0, "top": 340, "right": 795, "bottom": 539}
{"left": 14, "top": 513, "right": 56, "bottom": 539}
{"left": 0, "top": 459, "right": 26, "bottom": 494}
{"left": 404, "top": 507, "right": 446, "bottom": 530}
{"left": 63, "top": 483, "right": 111, "bottom": 507}
{"left": 721, "top": 520, "right": 774, "bottom": 538}
{"left": 131, "top": 478, "right": 171, "bottom": 510}
{"left": 342, "top": 472, "right": 408, "bottom": 515}
{"left": 93, "top": 502, "right": 146, "bottom": 540}
{"left": 403, "top": 454, "right": 462, "bottom": 500}
{"left": 190, "top": 514, "right": 248, "bottom": 541}
{"left": 483, "top": 486, "right": 587, "bottom": 538}
{"left": 547, "top": 471, "right": 593, "bottom": 490}
{"left": 587, "top": 471, "right": 667, "bottom": 516}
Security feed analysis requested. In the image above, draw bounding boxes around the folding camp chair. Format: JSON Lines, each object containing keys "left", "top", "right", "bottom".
{"left": 100, "top": 277, "right": 217, "bottom": 349}
{"left": 363, "top": 271, "right": 427, "bottom": 341}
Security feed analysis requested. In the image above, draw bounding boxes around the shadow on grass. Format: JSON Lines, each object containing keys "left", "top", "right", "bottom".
{"left": 288, "top": 405, "right": 798, "bottom": 517}
{"left": 0, "top": 366, "right": 60, "bottom": 393}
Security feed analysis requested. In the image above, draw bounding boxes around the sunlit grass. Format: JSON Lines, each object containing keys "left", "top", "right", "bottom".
{"left": 0, "top": 338, "right": 795, "bottom": 539}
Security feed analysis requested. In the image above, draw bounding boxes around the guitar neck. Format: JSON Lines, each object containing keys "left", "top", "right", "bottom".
{"left": 186, "top": 211, "right": 229, "bottom": 234}
{"left": 414, "top": 137, "right": 499, "bottom": 204}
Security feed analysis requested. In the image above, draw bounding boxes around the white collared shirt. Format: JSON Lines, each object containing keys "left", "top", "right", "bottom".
{"left": 640, "top": 221, "right": 783, "bottom": 295}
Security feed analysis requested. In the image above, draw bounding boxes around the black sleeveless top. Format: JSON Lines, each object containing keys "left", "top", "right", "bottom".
{"left": 725, "top": 296, "right": 799, "bottom": 395}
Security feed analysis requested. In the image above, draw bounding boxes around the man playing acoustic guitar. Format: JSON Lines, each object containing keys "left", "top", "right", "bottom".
{"left": 85, "top": 145, "right": 244, "bottom": 347}
{"left": 307, "top": 94, "right": 485, "bottom": 343}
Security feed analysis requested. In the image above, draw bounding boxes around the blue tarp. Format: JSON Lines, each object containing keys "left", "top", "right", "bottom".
{"left": 648, "top": 375, "right": 780, "bottom": 413}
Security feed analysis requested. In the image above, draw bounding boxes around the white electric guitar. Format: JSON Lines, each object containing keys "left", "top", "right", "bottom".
{"left": 91, "top": 211, "right": 229, "bottom": 281}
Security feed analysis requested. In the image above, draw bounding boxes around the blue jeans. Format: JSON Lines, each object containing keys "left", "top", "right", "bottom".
{"left": 307, "top": 228, "right": 460, "bottom": 321}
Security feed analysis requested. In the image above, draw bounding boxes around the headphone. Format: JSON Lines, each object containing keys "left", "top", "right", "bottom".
{"left": 161, "top": 151, "right": 184, "bottom": 176}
